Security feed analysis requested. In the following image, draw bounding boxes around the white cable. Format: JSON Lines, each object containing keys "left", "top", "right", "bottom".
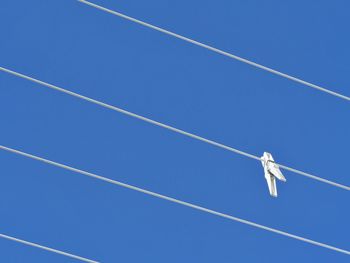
{"left": 0, "top": 66, "right": 349, "bottom": 191}
{"left": 0, "top": 233, "right": 98, "bottom": 263}
{"left": 77, "top": 0, "right": 350, "bottom": 102}
{"left": 0, "top": 145, "right": 349, "bottom": 256}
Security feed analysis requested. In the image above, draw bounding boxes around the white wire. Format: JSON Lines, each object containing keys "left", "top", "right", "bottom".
{"left": 0, "top": 145, "right": 349, "bottom": 256}
{"left": 0, "top": 233, "right": 98, "bottom": 263}
{"left": 77, "top": 0, "right": 350, "bottom": 102}
{"left": 0, "top": 66, "right": 349, "bottom": 191}
{"left": 0, "top": 2, "right": 347, "bottom": 259}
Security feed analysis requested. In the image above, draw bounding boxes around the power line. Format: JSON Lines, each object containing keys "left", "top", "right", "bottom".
{"left": 1, "top": 66, "right": 349, "bottom": 191}
{"left": 0, "top": 233, "right": 98, "bottom": 263}
{"left": 77, "top": 0, "right": 350, "bottom": 102}
{"left": 0, "top": 145, "right": 349, "bottom": 256}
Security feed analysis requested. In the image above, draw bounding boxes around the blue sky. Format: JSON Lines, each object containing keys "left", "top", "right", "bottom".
{"left": 0, "top": 0, "right": 349, "bottom": 262}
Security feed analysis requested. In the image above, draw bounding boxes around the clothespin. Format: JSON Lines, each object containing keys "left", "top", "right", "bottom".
{"left": 261, "top": 152, "right": 286, "bottom": 197}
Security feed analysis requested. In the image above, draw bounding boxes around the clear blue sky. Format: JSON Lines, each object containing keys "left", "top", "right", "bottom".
{"left": 0, "top": 0, "right": 349, "bottom": 262}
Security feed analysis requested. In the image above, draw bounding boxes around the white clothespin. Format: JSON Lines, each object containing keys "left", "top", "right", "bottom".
{"left": 261, "top": 152, "right": 286, "bottom": 197}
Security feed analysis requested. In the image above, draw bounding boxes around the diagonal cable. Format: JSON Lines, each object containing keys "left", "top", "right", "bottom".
{"left": 0, "top": 66, "right": 349, "bottom": 191}
{"left": 0, "top": 233, "right": 98, "bottom": 263}
{"left": 0, "top": 145, "right": 349, "bottom": 256}
{"left": 77, "top": 0, "right": 350, "bottom": 102}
